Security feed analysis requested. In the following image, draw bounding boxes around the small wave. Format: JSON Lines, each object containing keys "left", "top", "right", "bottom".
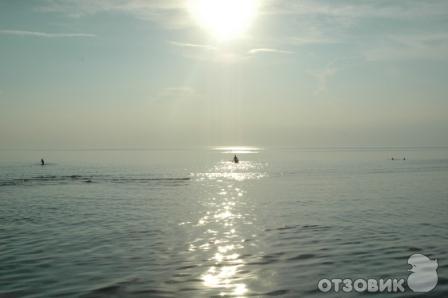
{"left": 287, "top": 253, "right": 316, "bottom": 261}
{"left": 247, "top": 252, "right": 286, "bottom": 266}
{"left": 79, "top": 278, "right": 174, "bottom": 298}
{"left": 265, "top": 224, "right": 331, "bottom": 233}
{"left": 0, "top": 175, "right": 190, "bottom": 187}
{"left": 261, "top": 289, "right": 290, "bottom": 296}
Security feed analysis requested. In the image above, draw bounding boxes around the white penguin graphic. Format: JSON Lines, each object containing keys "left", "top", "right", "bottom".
{"left": 407, "top": 254, "right": 438, "bottom": 292}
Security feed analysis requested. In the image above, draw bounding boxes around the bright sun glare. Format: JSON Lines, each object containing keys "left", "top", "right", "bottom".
{"left": 188, "top": 0, "right": 259, "bottom": 41}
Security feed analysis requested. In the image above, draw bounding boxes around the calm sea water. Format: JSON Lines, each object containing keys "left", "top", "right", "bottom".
{"left": 1, "top": 147, "right": 447, "bottom": 298}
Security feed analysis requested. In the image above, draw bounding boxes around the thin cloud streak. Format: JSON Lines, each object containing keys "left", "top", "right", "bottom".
{"left": 169, "top": 41, "right": 217, "bottom": 51}
{"left": 0, "top": 29, "right": 96, "bottom": 38}
{"left": 248, "top": 48, "right": 293, "bottom": 55}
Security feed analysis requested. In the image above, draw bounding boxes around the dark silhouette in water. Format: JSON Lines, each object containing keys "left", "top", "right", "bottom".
{"left": 391, "top": 157, "right": 406, "bottom": 161}
{"left": 41, "top": 158, "right": 45, "bottom": 166}
{"left": 233, "top": 155, "right": 239, "bottom": 164}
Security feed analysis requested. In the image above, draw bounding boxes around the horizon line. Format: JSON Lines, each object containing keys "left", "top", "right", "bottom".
{"left": 1, "top": 145, "right": 448, "bottom": 152}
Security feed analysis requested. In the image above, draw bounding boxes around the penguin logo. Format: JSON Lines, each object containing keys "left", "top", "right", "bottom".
{"left": 407, "top": 254, "right": 438, "bottom": 292}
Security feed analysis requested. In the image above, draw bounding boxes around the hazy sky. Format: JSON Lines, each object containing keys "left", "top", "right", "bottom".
{"left": 1, "top": 0, "right": 448, "bottom": 149}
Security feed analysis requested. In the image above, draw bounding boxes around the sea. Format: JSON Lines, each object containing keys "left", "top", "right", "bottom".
{"left": 0, "top": 147, "right": 447, "bottom": 298}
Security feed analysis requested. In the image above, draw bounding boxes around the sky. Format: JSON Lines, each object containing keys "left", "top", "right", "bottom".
{"left": 1, "top": 0, "right": 448, "bottom": 149}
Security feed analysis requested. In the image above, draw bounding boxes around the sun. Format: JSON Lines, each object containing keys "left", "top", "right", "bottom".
{"left": 187, "top": 0, "right": 259, "bottom": 41}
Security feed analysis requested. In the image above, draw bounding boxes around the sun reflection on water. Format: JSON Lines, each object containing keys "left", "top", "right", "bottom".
{"left": 192, "top": 160, "right": 267, "bottom": 182}
{"left": 189, "top": 156, "right": 266, "bottom": 296}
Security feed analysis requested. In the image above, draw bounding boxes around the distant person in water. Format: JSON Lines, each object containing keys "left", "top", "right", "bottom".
{"left": 41, "top": 158, "right": 45, "bottom": 166}
{"left": 233, "top": 155, "right": 239, "bottom": 164}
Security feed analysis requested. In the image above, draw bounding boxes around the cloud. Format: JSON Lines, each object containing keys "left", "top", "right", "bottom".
{"left": 168, "top": 40, "right": 249, "bottom": 63}
{"left": 39, "top": 0, "right": 189, "bottom": 29}
{"left": 169, "top": 41, "right": 217, "bottom": 51}
{"left": 264, "top": 0, "right": 448, "bottom": 59}
{"left": 248, "top": 48, "right": 293, "bottom": 55}
{"left": 168, "top": 40, "right": 220, "bottom": 62}
{"left": 169, "top": 41, "right": 295, "bottom": 62}
{"left": 0, "top": 29, "right": 95, "bottom": 38}
{"left": 364, "top": 33, "right": 448, "bottom": 61}
{"left": 37, "top": 0, "right": 448, "bottom": 64}
{"left": 171, "top": 43, "right": 292, "bottom": 62}
{"left": 289, "top": 36, "right": 335, "bottom": 46}
{"left": 285, "top": 25, "right": 339, "bottom": 46}
{"left": 158, "top": 86, "right": 197, "bottom": 101}
{"left": 266, "top": 0, "right": 448, "bottom": 19}
{"left": 311, "top": 65, "right": 337, "bottom": 95}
